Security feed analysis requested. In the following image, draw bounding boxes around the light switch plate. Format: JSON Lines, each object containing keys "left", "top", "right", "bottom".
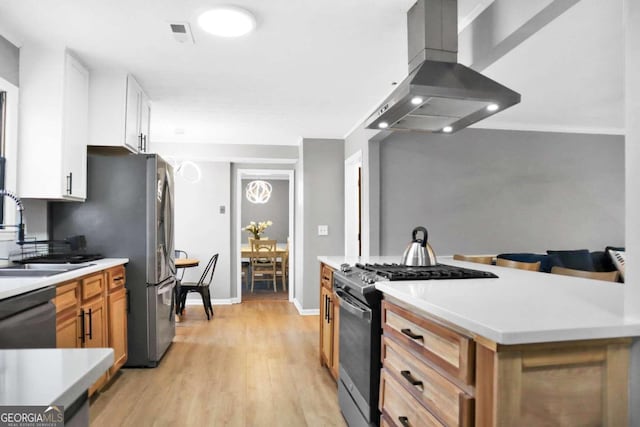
{"left": 318, "top": 225, "right": 329, "bottom": 236}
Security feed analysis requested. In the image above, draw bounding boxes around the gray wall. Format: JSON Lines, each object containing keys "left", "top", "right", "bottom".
{"left": 241, "top": 179, "right": 289, "bottom": 243}
{"left": 302, "top": 138, "right": 344, "bottom": 310}
{"left": 379, "top": 128, "right": 625, "bottom": 256}
{"left": 0, "top": 34, "right": 18, "bottom": 86}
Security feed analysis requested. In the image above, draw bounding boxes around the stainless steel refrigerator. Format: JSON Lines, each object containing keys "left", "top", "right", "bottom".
{"left": 50, "top": 153, "right": 176, "bottom": 367}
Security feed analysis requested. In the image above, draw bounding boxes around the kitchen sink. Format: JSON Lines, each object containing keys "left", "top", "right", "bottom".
{"left": 0, "top": 263, "right": 94, "bottom": 277}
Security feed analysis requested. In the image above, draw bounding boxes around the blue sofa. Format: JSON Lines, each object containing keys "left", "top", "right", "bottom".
{"left": 496, "top": 247, "right": 624, "bottom": 274}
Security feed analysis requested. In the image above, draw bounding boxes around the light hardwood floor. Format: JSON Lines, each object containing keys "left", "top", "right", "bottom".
{"left": 90, "top": 301, "right": 346, "bottom": 426}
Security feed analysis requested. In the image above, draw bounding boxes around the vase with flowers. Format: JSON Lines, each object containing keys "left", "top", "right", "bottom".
{"left": 243, "top": 220, "right": 273, "bottom": 240}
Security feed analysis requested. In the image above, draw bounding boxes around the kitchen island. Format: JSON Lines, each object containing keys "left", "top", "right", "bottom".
{"left": 0, "top": 348, "right": 113, "bottom": 426}
{"left": 319, "top": 255, "right": 640, "bottom": 426}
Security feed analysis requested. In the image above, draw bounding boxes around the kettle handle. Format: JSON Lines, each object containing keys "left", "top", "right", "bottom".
{"left": 412, "top": 227, "right": 428, "bottom": 247}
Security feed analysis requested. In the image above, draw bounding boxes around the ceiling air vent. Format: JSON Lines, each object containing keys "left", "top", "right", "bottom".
{"left": 169, "top": 22, "right": 194, "bottom": 44}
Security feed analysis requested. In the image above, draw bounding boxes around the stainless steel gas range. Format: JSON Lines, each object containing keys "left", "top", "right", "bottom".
{"left": 333, "top": 262, "right": 497, "bottom": 427}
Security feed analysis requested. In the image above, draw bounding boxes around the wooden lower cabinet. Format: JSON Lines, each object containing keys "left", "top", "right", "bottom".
{"left": 53, "top": 264, "right": 127, "bottom": 396}
{"left": 319, "top": 263, "right": 339, "bottom": 380}
{"left": 56, "top": 312, "right": 81, "bottom": 349}
{"left": 107, "top": 287, "right": 128, "bottom": 374}
{"left": 381, "top": 297, "right": 631, "bottom": 427}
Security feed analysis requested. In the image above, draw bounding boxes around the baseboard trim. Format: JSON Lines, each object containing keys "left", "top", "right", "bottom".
{"left": 293, "top": 298, "right": 320, "bottom": 316}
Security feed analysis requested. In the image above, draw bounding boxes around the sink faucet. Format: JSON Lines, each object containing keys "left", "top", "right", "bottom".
{"left": 0, "top": 189, "right": 25, "bottom": 245}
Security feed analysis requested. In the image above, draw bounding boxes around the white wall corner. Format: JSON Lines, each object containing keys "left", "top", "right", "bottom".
{"left": 293, "top": 298, "right": 319, "bottom": 316}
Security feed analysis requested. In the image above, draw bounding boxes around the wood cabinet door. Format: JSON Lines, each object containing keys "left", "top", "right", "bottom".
{"left": 320, "top": 286, "right": 333, "bottom": 367}
{"left": 108, "top": 288, "right": 128, "bottom": 374}
{"left": 56, "top": 313, "right": 80, "bottom": 348}
{"left": 82, "top": 298, "right": 106, "bottom": 349}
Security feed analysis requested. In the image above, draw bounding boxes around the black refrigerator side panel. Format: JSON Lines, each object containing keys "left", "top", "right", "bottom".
{"left": 49, "top": 153, "right": 151, "bottom": 366}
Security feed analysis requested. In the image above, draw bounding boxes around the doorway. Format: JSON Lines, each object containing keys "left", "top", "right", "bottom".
{"left": 235, "top": 169, "right": 294, "bottom": 302}
{"left": 345, "top": 151, "right": 363, "bottom": 256}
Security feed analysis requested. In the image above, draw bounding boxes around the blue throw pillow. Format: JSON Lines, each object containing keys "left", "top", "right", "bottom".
{"left": 546, "top": 249, "right": 595, "bottom": 272}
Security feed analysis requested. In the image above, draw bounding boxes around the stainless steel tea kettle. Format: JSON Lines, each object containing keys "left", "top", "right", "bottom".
{"left": 400, "top": 226, "right": 437, "bottom": 266}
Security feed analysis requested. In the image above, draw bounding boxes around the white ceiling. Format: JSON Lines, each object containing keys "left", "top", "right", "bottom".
{"left": 0, "top": 0, "right": 624, "bottom": 147}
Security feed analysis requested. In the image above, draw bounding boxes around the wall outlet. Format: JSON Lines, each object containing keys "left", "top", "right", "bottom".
{"left": 219, "top": 205, "right": 226, "bottom": 214}
{"left": 318, "top": 225, "right": 329, "bottom": 236}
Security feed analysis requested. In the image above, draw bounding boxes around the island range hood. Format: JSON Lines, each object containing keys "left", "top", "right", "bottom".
{"left": 366, "top": 0, "right": 521, "bottom": 134}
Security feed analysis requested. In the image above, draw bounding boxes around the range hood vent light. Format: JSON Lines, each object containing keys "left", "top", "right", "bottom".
{"left": 366, "top": 0, "right": 521, "bottom": 134}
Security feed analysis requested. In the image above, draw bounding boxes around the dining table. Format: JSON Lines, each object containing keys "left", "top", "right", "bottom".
{"left": 240, "top": 243, "right": 288, "bottom": 259}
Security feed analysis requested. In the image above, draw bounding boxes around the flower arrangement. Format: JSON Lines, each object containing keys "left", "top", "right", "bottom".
{"left": 243, "top": 220, "right": 273, "bottom": 240}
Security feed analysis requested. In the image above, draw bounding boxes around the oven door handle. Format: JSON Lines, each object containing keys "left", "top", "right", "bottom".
{"left": 335, "top": 289, "right": 371, "bottom": 321}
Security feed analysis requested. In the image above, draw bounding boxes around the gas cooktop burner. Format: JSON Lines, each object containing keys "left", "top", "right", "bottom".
{"left": 354, "top": 263, "right": 498, "bottom": 281}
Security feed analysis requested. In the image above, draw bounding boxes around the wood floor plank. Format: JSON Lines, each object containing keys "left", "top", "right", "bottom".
{"left": 90, "top": 300, "right": 346, "bottom": 426}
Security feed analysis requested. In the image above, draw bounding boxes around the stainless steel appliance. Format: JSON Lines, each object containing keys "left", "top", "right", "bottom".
{"left": 0, "top": 286, "right": 56, "bottom": 349}
{"left": 50, "top": 153, "right": 175, "bottom": 367}
{"left": 365, "top": 0, "right": 520, "bottom": 133}
{"left": 400, "top": 226, "right": 437, "bottom": 266}
{"left": 334, "top": 262, "right": 497, "bottom": 427}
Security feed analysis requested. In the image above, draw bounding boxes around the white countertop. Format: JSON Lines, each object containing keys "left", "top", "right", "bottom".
{"left": 318, "top": 255, "right": 640, "bottom": 345}
{"left": 0, "top": 348, "right": 113, "bottom": 407}
{"left": 0, "top": 258, "right": 129, "bottom": 300}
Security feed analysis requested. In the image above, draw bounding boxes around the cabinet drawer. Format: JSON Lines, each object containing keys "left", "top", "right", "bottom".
{"left": 380, "top": 415, "right": 393, "bottom": 427}
{"left": 383, "top": 300, "right": 474, "bottom": 386}
{"left": 82, "top": 273, "right": 104, "bottom": 300}
{"left": 108, "top": 265, "right": 126, "bottom": 291}
{"left": 383, "top": 336, "right": 474, "bottom": 427}
{"left": 380, "top": 369, "right": 443, "bottom": 427}
{"left": 320, "top": 264, "right": 334, "bottom": 289}
{"left": 55, "top": 281, "right": 79, "bottom": 313}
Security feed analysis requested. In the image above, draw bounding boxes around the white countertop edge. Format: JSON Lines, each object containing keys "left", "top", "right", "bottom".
{"left": 376, "top": 283, "right": 640, "bottom": 345}
{"left": 0, "top": 258, "right": 129, "bottom": 300}
{"left": 54, "top": 349, "right": 114, "bottom": 407}
{"left": 0, "top": 348, "right": 114, "bottom": 407}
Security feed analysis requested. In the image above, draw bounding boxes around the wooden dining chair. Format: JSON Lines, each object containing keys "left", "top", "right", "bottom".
{"left": 276, "top": 239, "right": 290, "bottom": 292}
{"left": 250, "top": 239, "right": 278, "bottom": 292}
{"left": 178, "top": 253, "right": 218, "bottom": 320}
{"left": 453, "top": 254, "right": 494, "bottom": 265}
{"left": 496, "top": 258, "right": 541, "bottom": 271}
{"left": 550, "top": 266, "right": 620, "bottom": 282}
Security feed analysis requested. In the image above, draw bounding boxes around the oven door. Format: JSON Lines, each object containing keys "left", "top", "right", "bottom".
{"left": 336, "top": 288, "right": 376, "bottom": 425}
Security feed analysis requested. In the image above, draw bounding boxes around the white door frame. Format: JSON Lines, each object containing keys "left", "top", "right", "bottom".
{"left": 345, "top": 150, "right": 362, "bottom": 256}
{"left": 235, "top": 168, "right": 295, "bottom": 302}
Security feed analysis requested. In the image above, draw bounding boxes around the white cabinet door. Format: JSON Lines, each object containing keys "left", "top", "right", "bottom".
{"left": 124, "top": 75, "right": 142, "bottom": 152}
{"left": 18, "top": 47, "right": 88, "bottom": 200}
{"left": 139, "top": 95, "right": 151, "bottom": 153}
{"left": 61, "top": 54, "right": 89, "bottom": 199}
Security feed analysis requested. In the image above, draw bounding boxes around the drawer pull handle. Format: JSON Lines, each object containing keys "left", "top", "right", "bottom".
{"left": 401, "top": 328, "right": 424, "bottom": 341}
{"left": 398, "top": 416, "right": 410, "bottom": 427}
{"left": 401, "top": 370, "right": 424, "bottom": 389}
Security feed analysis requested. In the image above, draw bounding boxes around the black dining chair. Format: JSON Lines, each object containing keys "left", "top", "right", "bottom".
{"left": 178, "top": 253, "right": 218, "bottom": 320}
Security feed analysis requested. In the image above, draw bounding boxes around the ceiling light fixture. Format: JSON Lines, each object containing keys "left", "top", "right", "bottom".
{"left": 246, "top": 180, "right": 272, "bottom": 204}
{"left": 487, "top": 103, "right": 499, "bottom": 112}
{"left": 442, "top": 126, "right": 453, "bottom": 133}
{"left": 378, "top": 121, "right": 389, "bottom": 129}
{"left": 198, "top": 6, "right": 256, "bottom": 37}
{"left": 411, "top": 96, "right": 424, "bottom": 105}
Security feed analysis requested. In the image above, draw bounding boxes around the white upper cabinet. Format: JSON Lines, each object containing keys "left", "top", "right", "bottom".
{"left": 89, "top": 72, "right": 151, "bottom": 153}
{"left": 18, "top": 46, "right": 89, "bottom": 201}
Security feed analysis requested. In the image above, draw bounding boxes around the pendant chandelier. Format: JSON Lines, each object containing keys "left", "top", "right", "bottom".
{"left": 246, "top": 180, "right": 272, "bottom": 204}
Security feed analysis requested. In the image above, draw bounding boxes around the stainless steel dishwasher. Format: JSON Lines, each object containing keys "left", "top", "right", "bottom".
{"left": 0, "top": 285, "right": 56, "bottom": 348}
